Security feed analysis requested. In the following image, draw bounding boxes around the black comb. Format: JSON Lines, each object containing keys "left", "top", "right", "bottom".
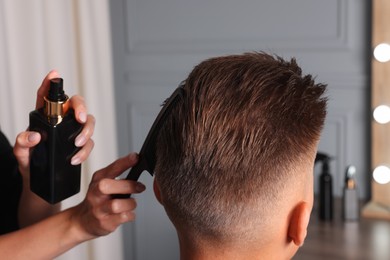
{"left": 115, "top": 82, "right": 185, "bottom": 198}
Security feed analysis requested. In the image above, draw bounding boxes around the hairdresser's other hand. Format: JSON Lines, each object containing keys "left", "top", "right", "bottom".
{"left": 70, "top": 153, "right": 146, "bottom": 239}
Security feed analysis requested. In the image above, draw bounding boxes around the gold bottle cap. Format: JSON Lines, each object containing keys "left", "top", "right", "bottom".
{"left": 44, "top": 95, "right": 69, "bottom": 125}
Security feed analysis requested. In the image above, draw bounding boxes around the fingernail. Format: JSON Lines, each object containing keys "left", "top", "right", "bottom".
{"left": 49, "top": 70, "right": 60, "bottom": 78}
{"left": 78, "top": 112, "right": 87, "bottom": 123}
{"left": 75, "top": 135, "right": 86, "bottom": 147}
{"left": 136, "top": 183, "right": 146, "bottom": 192}
{"left": 129, "top": 153, "right": 139, "bottom": 161}
{"left": 28, "top": 132, "right": 40, "bottom": 142}
{"left": 71, "top": 156, "right": 81, "bottom": 165}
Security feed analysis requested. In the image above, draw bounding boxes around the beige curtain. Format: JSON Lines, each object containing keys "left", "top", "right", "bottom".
{"left": 0, "top": 1, "right": 123, "bottom": 259}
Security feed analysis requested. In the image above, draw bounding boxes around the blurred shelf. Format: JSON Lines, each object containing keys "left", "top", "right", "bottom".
{"left": 295, "top": 197, "right": 390, "bottom": 260}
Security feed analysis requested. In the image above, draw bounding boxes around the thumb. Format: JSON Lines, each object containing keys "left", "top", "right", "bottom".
{"left": 13, "top": 131, "right": 41, "bottom": 173}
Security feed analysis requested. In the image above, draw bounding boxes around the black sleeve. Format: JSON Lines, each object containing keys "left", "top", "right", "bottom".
{"left": 0, "top": 131, "right": 22, "bottom": 234}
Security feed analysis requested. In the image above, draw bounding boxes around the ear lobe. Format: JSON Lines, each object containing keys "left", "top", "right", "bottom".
{"left": 153, "top": 178, "right": 163, "bottom": 205}
{"left": 287, "top": 202, "right": 311, "bottom": 247}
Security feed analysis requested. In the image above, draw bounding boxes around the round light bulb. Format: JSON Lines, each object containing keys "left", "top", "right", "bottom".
{"left": 373, "top": 43, "right": 390, "bottom": 62}
{"left": 373, "top": 105, "right": 390, "bottom": 124}
{"left": 373, "top": 165, "right": 390, "bottom": 184}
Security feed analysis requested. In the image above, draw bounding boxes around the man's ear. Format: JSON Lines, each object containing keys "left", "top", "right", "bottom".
{"left": 287, "top": 202, "right": 311, "bottom": 247}
{"left": 153, "top": 178, "right": 163, "bottom": 205}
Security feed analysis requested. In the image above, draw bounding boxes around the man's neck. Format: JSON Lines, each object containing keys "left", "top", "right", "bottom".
{"left": 177, "top": 234, "right": 283, "bottom": 260}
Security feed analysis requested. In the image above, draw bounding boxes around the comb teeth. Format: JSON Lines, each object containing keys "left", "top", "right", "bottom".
{"left": 125, "top": 82, "right": 185, "bottom": 181}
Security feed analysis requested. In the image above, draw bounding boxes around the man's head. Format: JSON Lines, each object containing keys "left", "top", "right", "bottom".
{"left": 153, "top": 52, "right": 327, "bottom": 259}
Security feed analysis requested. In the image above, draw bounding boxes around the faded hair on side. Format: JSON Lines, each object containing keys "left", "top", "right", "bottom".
{"left": 155, "top": 52, "right": 327, "bottom": 242}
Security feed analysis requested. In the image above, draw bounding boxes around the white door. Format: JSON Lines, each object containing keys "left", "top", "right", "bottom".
{"left": 109, "top": 1, "right": 370, "bottom": 259}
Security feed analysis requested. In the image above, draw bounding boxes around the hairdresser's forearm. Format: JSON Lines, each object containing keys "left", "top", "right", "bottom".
{"left": 18, "top": 175, "right": 61, "bottom": 228}
{"left": 0, "top": 207, "right": 89, "bottom": 260}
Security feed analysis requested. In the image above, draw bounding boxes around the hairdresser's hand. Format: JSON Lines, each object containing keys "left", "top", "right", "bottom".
{"left": 13, "top": 70, "right": 95, "bottom": 227}
{"left": 70, "top": 153, "right": 146, "bottom": 239}
{"left": 14, "top": 70, "right": 95, "bottom": 178}
{"left": 35, "top": 70, "right": 95, "bottom": 166}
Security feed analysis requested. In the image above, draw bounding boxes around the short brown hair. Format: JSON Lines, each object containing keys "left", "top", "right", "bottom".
{"left": 155, "top": 52, "right": 327, "bottom": 242}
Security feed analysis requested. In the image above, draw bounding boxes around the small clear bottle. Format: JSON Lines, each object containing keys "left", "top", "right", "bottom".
{"left": 343, "top": 165, "right": 359, "bottom": 221}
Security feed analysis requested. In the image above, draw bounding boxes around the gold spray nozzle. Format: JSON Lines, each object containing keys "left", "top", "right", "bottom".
{"left": 43, "top": 78, "right": 69, "bottom": 125}
{"left": 44, "top": 96, "right": 69, "bottom": 125}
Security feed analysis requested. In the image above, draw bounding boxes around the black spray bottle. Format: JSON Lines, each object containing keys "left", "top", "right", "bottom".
{"left": 29, "top": 78, "right": 83, "bottom": 204}
{"left": 315, "top": 152, "right": 334, "bottom": 221}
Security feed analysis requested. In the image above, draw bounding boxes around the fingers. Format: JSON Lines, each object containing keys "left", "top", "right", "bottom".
{"left": 106, "top": 209, "right": 137, "bottom": 225}
{"left": 68, "top": 96, "right": 95, "bottom": 163}
{"left": 83, "top": 179, "right": 143, "bottom": 234}
{"left": 68, "top": 96, "right": 95, "bottom": 164}
{"left": 74, "top": 114, "right": 95, "bottom": 147}
{"left": 103, "top": 197, "right": 138, "bottom": 214}
{"left": 36, "top": 71, "right": 95, "bottom": 161}
{"left": 13, "top": 131, "right": 41, "bottom": 172}
{"left": 101, "top": 211, "right": 136, "bottom": 231}
{"left": 98, "top": 179, "right": 146, "bottom": 195}
{"left": 37, "top": 72, "right": 92, "bottom": 126}
{"left": 36, "top": 70, "right": 60, "bottom": 109}
{"left": 96, "top": 196, "right": 139, "bottom": 228}
{"left": 75, "top": 153, "right": 145, "bottom": 238}
{"left": 94, "top": 153, "right": 139, "bottom": 180}
{"left": 71, "top": 139, "right": 95, "bottom": 165}
{"left": 69, "top": 95, "right": 88, "bottom": 124}
{"left": 96, "top": 209, "right": 136, "bottom": 234}
{"left": 72, "top": 199, "right": 136, "bottom": 238}
{"left": 70, "top": 114, "right": 96, "bottom": 166}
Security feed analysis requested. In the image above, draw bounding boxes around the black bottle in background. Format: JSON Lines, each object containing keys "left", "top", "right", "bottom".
{"left": 29, "top": 78, "right": 83, "bottom": 204}
{"left": 315, "top": 152, "right": 334, "bottom": 221}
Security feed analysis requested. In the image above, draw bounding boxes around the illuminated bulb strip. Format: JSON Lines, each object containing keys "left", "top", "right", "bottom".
{"left": 373, "top": 165, "right": 390, "bottom": 184}
{"left": 373, "top": 105, "right": 390, "bottom": 124}
{"left": 374, "top": 43, "right": 390, "bottom": 62}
